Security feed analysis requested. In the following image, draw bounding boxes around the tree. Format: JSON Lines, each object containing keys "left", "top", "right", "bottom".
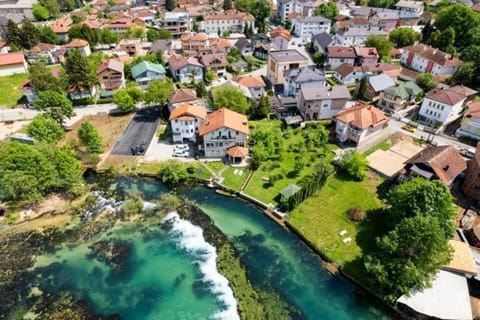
{"left": 39, "top": 26, "right": 60, "bottom": 44}
{"left": 113, "top": 89, "right": 136, "bottom": 112}
{"left": 195, "top": 82, "right": 207, "bottom": 98}
{"left": 204, "top": 69, "right": 217, "bottom": 84}
{"left": 39, "top": 0, "right": 60, "bottom": 17}
{"left": 64, "top": 49, "right": 97, "bottom": 92}
{"left": 78, "top": 121, "right": 104, "bottom": 153}
{"left": 68, "top": 24, "right": 98, "bottom": 46}
{"left": 223, "top": 0, "right": 233, "bottom": 10}
{"left": 364, "top": 35, "right": 392, "bottom": 61}
{"left": 364, "top": 215, "right": 453, "bottom": 300}
{"left": 313, "top": 1, "right": 339, "bottom": 19}
{"left": 312, "top": 52, "right": 324, "bottom": 65}
{"left": 33, "top": 91, "right": 75, "bottom": 126}
{"left": 338, "top": 150, "right": 368, "bottom": 181}
{"left": 5, "top": 19, "right": 21, "bottom": 49}
{"left": 461, "top": 45, "right": 480, "bottom": 69}
{"left": 147, "top": 28, "right": 172, "bottom": 42}
{"left": 98, "top": 28, "right": 120, "bottom": 44}
{"left": 386, "top": 178, "right": 455, "bottom": 238}
{"left": 212, "top": 86, "right": 250, "bottom": 114}
{"left": 434, "top": 4, "right": 480, "bottom": 49}
{"left": 27, "top": 114, "right": 64, "bottom": 143}
{"left": 251, "top": 0, "right": 271, "bottom": 34}
{"left": 450, "top": 62, "right": 477, "bottom": 87}
{"left": 165, "top": 0, "right": 177, "bottom": 10}
{"left": 234, "top": 0, "right": 253, "bottom": 12}
{"left": 144, "top": 78, "right": 174, "bottom": 107}
{"left": 29, "top": 60, "right": 63, "bottom": 93}
{"left": 19, "top": 18, "right": 40, "bottom": 49}
{"left": 388, "top": 28, "right": 422, "bottom": 48}
{"left": 250, "top": 95, "right": 271, "bottom": 120}
{"left": 429, "top": 27, "right": 455, "bottom": 54}
{"left": 33, "top": 4, "right": 50, "bottom": 20}
{"left": 158, "top": 160, "right": 189, "bottom": 186}
{"left": 125, "top": 86, "right": 144, "bottom": 103}
{"left": 415, "top": 73, "right": 437, "bottom": 92}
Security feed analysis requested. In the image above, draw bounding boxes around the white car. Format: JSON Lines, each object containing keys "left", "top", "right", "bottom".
{"left": 173, "top": 150, "right": 189, "bottom": 157}
{"left": 174, "top": 144, "right": 189, "bottom": 151}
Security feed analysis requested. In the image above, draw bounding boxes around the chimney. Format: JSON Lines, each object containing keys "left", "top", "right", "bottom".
{"left": 328, "top": 87, "right": 333, "bottom": 91}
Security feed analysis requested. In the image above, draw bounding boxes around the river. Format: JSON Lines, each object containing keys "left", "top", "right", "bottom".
{"left": 29, "top": 177, "right": 391, "bottom": 319}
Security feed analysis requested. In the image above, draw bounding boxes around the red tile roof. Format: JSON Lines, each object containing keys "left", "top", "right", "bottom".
{"left": 233, "top": 75, "right": 266, "bottom": 88}
{"left": 96, "top": 59, "right": 124, "bottom": 75}
{"left": 270, "top": 27, "right": 292, "bottom": 41}
{"left": 168, "top": 55, "right": 202, "bottom": 71}
{"left": 402, "top": 43, "right": 463, "bottom": 67}
{"left": 66, "top": 39, "right": 89, "bottom": 48}
{"left": 335, "top": 103, "right": 389, "bottom": 129}
{"left": 425, "top": 88, "right": 466, "bottom": 106}
{"left": 204, "top": 9, "right": 254, "bottom": 21}
{"left": 199, "top": 108, "right": 249, "bottom": 136}
{"left": 0, "top": 53, "right": 25, "bottom": 66}
{"left": 169, "top": 104, "right": 207, "bottom": 120}
{"left": 49, "top": 18, "right": 72, "bottom": 33}
{"left": 168, "top": 88, "right": 197, "bottom": 104}
{"left": 227, "top": 146, "right": 249, "bottom": 157}
{"left": 327, "top": 46, "right": 356, "bottom": 58}
{"left": 465, "top": 102, "right": 480, "bottom": 118}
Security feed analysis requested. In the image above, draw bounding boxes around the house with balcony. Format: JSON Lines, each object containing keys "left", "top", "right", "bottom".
{"left": 456, "top": 102, "right": 480, "bottom": 140}
{"left": 199, "top": 108, "right": 249, "bottom": 159}
{"left": 181, "top": 33, "right": 208, "bottom": 55}
{"left": 118, "top": 39, "right": 142, "bottom": 56}
{"left": 131, "top": 61, "right": 166, "bottom": 88}
{"left": 418, "top": 87, "right": 467, "bottom": 128}
{"left": 203, "top": 10, "right": 255, "bottom": 34}
{"left": 335, "top": 103, "right": 389, "bottom": 146}
{"left": 267, "top": 49, "right": 310, "bottom": 86}
{"left": 168, "top": 55, "right": 204, "bottom": 83}
{"left": 233, "top": 75, "right": 266, "bottom": 99}
{"left": 97, "top": 59, "right": 125, "bottom": 93}
{"left": 291, "top": 15, "right": 331, "bottom": 39}
{"left": 298, "top": 86, "right": 351, "bottom": 121}
{"left": 378, "top": 81, "right": 422, "bottom": 113}
{"left": 199, "top": 52, "right": 227, "bottom": 75}
{"left": 169, "top": 104, "right": 207, "bottom": 143}
{"left": 400, "top": 43, "right": 463, "bottom": 76}
{"left": 163, "top": 12, "right": 189, "bottom": 38}
{"left": 270, "top": 27, "right": 291, "bottom": 50}
{"left": 284, "top": 66, "right": 326, "bottom": 97}
{"left": 26, "top": 43, "right": 57, "bottom": 65}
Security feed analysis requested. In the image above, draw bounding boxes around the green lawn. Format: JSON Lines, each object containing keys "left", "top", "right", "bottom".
{"left": 221, "top": 166, "right": 248, "bottom": 191}
{"left": 363, "top": 138, "right": 392, "bottom": 156}
{"left": 205, "top": 161, "right": 225, "bottom": 174}
{"left": 0, "top": 73, "right": 30, "bottom": 108}
{"left": 288, "top": 173, "right": 385, "bottom": 281}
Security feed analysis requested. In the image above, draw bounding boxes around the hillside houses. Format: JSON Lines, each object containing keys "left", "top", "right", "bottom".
{"left": 400, "top": 43, "right": 463, "bottom": 76}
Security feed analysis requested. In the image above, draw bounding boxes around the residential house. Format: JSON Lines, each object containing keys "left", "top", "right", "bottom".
{"left": 199, "top": 108, "right": 250, "bottom": 159}
{"left": 168, "top": 88, "right": 201, "bottom": 111}
{"left": 118, "top": 39, "right": 142, "bottom": 56}
{"left": 49, "top": 18, "right": 72, "bottom": 42}
{"left": 181, "top": 33, "right": 208, "bottom": 55}
{"left": 169, "top": 104, "right": 207, "bottom": 143}
{"left": 311, "top": 32, "right": 333, "bottom": 53}
{"left": 106, "top": 18, "right": 136, "bottom": 37}
{"left": 199, "top": 52, "right": 227, "bottom": 75}
{"left": 333, "top": 63, "right": 363, "bottom": 84}
{"left": 335, "top": 27, "right": 388, "bottom": 46}
{"left": 403, "top": 145, "right": 466, "bottom": 186}
{"left": 350, "top": 16, "right": 370, "bottom": 29}
{"left": 150, "top": 39, "right": 173, "bottom": 55}
{"left": 216, "top": 80, "right": 252, "bottom": 99}
{"left": 270, "top": 27, "right": 291, "bottom": 50}
{"left": 462, "top": 143, "right": 480, "bottom": 201}
{"left": 66, "top": 39, "right": 91, "bottom": 57}
{"left": 0, "top": 0, "right": 36, "bottom": 20}
{"left": 355, "top": 47, "right": 379, "bottom": 65}
{"left": 20, "top": 69, "right": 61, "bottom": 103}
{"left": 446, "top": 85, "right": 478, "bottom": 102}
{"left": 292, "top": 15, "right": 331, "bottom": 39}
{"left": 25, "top": 43, "right": 56, "bottom": 65}
{"left": 363, "top": 74, "right": 396, "bottom": 100}
{"left": 68, "top": 83, "right": 97, "bottom": 100}
{"left": 267, "top": 50, "right": 310, "bottom": 86}
{"left": 168, "top": 55, "right": 204, "bottom": 83}
{"left": 400, "top": 43, "right": 463, "bottom": 76}
{"left": 378, "top": 81, "right": 422, "bottom": 112}
{"left": 418, "top": 87, "right": 467, "bottom": 127}
{"left": 334, "top": 62, "right": 402, "bottom": 84}
{"left": 335, "top": 103, "right": 389, "bottom": 145}
{"left": 0, "top": 52, "right": 27, "bottom": 76}
{"left": 456, "top": 102, "right": 480, "bottom": 140}
{"left": 233, "top": 75, "right": 266, "bottom": 99}
{"left": 253, "top": 44, "right": 270, "bottom": 61}
{"left": 208, "top": 38, "right": 231, "bottom": 54}
{"left": 204, "top": 10, "right": 255, "bottom": 34}
{"left": 395, "top": 0, "right": 424, "bottom": 16}
{"left": 284, "top": 66, "right": 326, "bottom": 97}
{"left": 326, "top": 46, "right": 357, "bottom": 70}
{"left": 131, "top": 61, "right": 166, "bottom": 87}
{"left": 369, "top": 11, "right": 399, "bottom": 29}
{"left": 235, "top": 38, "right": 254, "bottom": 56}
{"left": 361, "top": 62, "right": 402, "bottom": 79}
{"left": 276, "top": 0, "right": 306, "bottom": 21}
{"left": 298, "top": 86, "right": 352, "bottom": 120}
{"left": 96, "top": 59, "right": 125, "bottom": 92}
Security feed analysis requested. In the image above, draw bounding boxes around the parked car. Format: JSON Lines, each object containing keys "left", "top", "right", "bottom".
{"left": 460, "top": 148, "right": 475, "bottom": 159}
{"left": 402, "top": 125, "right": 416, "bottom": 133}
{"left": 173, "top": 150, "right": 189, "bottom": 157}
{"left": 174, "top": 144, "right": 189, "bottom": 151}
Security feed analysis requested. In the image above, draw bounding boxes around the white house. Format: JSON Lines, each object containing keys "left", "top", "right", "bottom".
{"left": 395, "top": 0, "right": 424, "bottom": 16}
{"left": 0, "top": 52, "right": 28, "bottom": 77}
{"left": 335, "top": 27, "right": 388, "bottom": 46}
{"left": 298, "top": 86, "right": 352, "bottom": 121}
{"left": 418, "top": 87, "right": 467, "bottom": 128}
{"left": 233, "top": 75, "right": 266, "bottom": 99}
{"left": 169, "top": 104, "right": 207, "bottom": 143}
{"left": 292, "top": 15, "right": 331, "bottom": 39}
{"left": 284, "top": 66, "right": 326, "bottom": 97}
{"left": 333, "top": 63, "right": 364, "bottom": 84}
{"left": 277, "top": 0, "right": 306, "bottom": 21}
{"left": 199, "top": 108, "right": 250, "bottom": 159}
{"left": 326, "top": 46, "right": 357, "bottom": 70}
{"left": 400, "top": 43, "right": 463, "bottom": 76}
{"left": 203, "top": 10, "right": 255, "bottom": 34}
{"left": 168, "top": 55, "right": 204, "bottom": 83}
{"left": 456, "top": 102, "right": 480, "bottom": 140}
{"left": 131, "top": 61, "right": 166, "bottom": 88}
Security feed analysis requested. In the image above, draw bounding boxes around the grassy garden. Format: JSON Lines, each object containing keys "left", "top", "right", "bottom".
{"left": 0, "top": 73, "right": 30, "bottom": 108}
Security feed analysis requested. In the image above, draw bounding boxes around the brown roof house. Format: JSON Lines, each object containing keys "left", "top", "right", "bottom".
{"left": 462, "top": 143, "right": 480, "bottom": 201}
{"left": 168, "top": 55, "right": 204, "bottom": 83}
{"left": 199, "top": 52, "right": 227, "bottom": 75}
{"left": 363, "top": 73, "right": 396, "bottom": 100}
{"left": 65, "top": 39, "right": 91, "bottom": 57}
{"left": 400, "top": 43, "right": 463, "bottom": 76}
{"left": 456, "top": 102, "right": 480, "bottom": 140}
{"left": 403, "top": 145, "right": 467, "bottom": 186}
{"left": 233, "top": 75, "right": 266, "bottom": 99}
{"left": 199, "top": 108, "right": 249, "bottom": 159}
{"left": 335, "top": 103, "right": 389, "bottom": 146}
{"left": 418, "top": 86, "right": 468, "bottom": 128}
{"left": 298, "top": 86, "right": 351, "bottom": 121}
{"left": 49, "top": 18, "right": 72, "bottom": 42}
{"left": 96, "top": 59, "right": 125, "bottom": 93}
{"left": 169, "top": 104, "right": 207, "bottom": 143}
{"left": 168, "top": 88, "right": 201, "bottom": 111}
{"left": 326, "top": 46, "right": 357, "bottom": 70}
{"left": 117, "top": 39, "right": 142, "bottom": 56}
{"left": 25, "top": 43, "right": 57, "bottom": 65}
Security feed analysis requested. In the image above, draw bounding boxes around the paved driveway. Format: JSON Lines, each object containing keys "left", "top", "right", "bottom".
{"left": 110, "top": 111, "right": 160, "bottom": 156}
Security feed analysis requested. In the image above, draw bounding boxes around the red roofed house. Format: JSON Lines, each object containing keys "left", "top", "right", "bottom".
{"left": 233, "top": 75, "right": 266, "bottom": 99}
{"left": 199, "top": 52, "right": 227, "bottom": 75}
{"left": 181, "top": 33, "right": 208, "bottom": 55}
{"left": 26, "top": 43, "right": 57, "bottom": 64}
{"left": 97, "top": 59, "right": 125, "bottom": 92}
{"left": 168, "top": 55, "right": 204, "bottom": 83}
{"left": 49, "top": 18, "right": 72, "bottom": 42}
{"left": 106, "top": 18, "right": 136, "bottom": 37}
{"left": 462, "top": 143, "right": 480, "bottom": 201}
{"left": 400, "top": 43, "right": 463, "bottom": 76}
{"left": 327, "top": 46, "right": 357, "bottom": 70}
{"left": 168, "top": 88, "right": 201, "bottom": 112}
{"left": 335, "top": 103, "right": 389, "bottom": 146}
{"left": 270, "top": 27, "right": 291, "bottom": 50}
{"left": 169, "top": 104, "right": 207, "bottom": 143}
{"left": 65, "top": 39, "right": 91, "bottom": 57}
{"left": 418, "top": 86, "right": 468, "bottom": 128}
{"left": 199, "top": 108, "right": 249, "bottom": 159}
{"left": 0, "top": 52, "right": 28, "bottom": 77}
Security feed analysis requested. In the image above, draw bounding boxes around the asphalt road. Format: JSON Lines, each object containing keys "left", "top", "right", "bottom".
{"left": 110, "top": 111, "right": 160, "bottom": 156}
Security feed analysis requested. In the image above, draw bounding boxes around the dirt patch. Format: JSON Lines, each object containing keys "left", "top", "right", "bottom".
{"left": 99, "top": 155, "right": 139, "bottom": 173}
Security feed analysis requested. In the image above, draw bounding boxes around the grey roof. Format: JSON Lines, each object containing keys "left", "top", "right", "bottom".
{"left": 286, "top": 66, "right": 325, "bottom": 83}
{"left": 311, "top": 32, "right": 333, "bottom": 49}
{"left": 150, "top": 40, "right": 172, "bottom": 52}
{"left": 294, "top": 15, "right": 331, "bottom": 23}
{"left": 373, "top": 11, "right": 399, "bottom": 19}
{"left": 235, "top": 38, "right": 251, "bottom": 50}
{"left": 368, "top": 74, "right": 395, "bottom": 92}
{"left": 337, "top": 27, "right": 388, "bottom": 37}
{"left": 395, "top": 0, "right": 424, "bottom": 9}
{"left": 301, "top": 85, "right": 351, "bottom": 100}
{"left": 269, "top": 50, "right": 309, "bottom": 63}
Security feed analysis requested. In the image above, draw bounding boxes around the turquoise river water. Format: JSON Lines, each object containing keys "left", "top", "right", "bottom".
{"left": 30, "top": 177, "right": 391, "bottom": 319}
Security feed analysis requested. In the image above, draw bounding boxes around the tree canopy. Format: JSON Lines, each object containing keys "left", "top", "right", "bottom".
{"left": 68, "top": 24, "right": 98, "bottom": 46}
{"left": 78, "top": 121, "right": 104, "bottom": 154}
{"left": 337, "top": 150, "right": 368, "bottom": 181}
{"left": 415, "top": 73, "right": 437, "bottom": 92}
{"left": 250, "top": 95, "right": 271, "bottom": 120}
{"left": 364, "top": 35, "right": 392, "bottom": 61}
{"left": 27, "top": 114, "right": 65, "bottom": 143}
{"left": 429, "top": 27, "right": 455, "bottom": 55}
{"left": 39, "top": 26, "right": 60, "bottom": 44}
{"left": 29, "top": 61, "right": 63, "bottom": 93}
{"left": 113, "top": 89, "right": 136, "bottom": 112}
{"left": 33, "top": 4, "right": 50, "bottom": 21}
{"left": 33, "top": 91, "right": 75, "bottom": 126}
{"left": 434, "top": 4, "right": 480, "bottom": 49}
{"left": 146, "top": 28, "right": 172, "bottom": 42}
{"left": 144, "top": 78, "right": 174, "bottom": 107}
{"left": 157, "top": 160, "right": 189, "bottom": 187}
{"left": 388, "top": 28, "right": 422, "bottom": 48}
{"left": 212, "top": 86, "right": 250, "bottom": 114}
{"left": 234, "top": 0, "right": 271, "bottom": 33}
{"left": 313, "top": 1, "right": 339, "bottom": 19}
{"left": 64, "top": 49, "right": 97, "bottom": 92}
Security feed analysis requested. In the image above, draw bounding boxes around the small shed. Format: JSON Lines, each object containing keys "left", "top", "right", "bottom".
{"left": 279, "top": 183, "right": 301, "bottom": 200}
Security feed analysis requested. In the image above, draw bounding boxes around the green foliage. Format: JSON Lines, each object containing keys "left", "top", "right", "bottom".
{"left": 39, "top": 26, "right": 60, "bottom": 44}
{"left": 313, "top": 1, "right": 339, "bottom": 18}
{"left": 5, "top": 20, "right": 22, "bottom": 49}
{"left": 125, "top": 86, "right": 144, "bottom": 102}
{"left": 434, "top": 4, "right": 480, "bottom": 49}
{"left": 165, "top": 0, "right": 177, "bottom": 10}
{"left": 39, "top": 0, "right": 60, "bottom": 17}
{"left": 113, "top": 89, "right": 135, "bottom": 112}
{"left": 388, "top": 28, "right": 422, "bottom": 48}
{"left": 222, "top": 30, "right": 231, "bottom": 38}
{"left": 312, "top": 52, "right": 325, "bottom": 65}
{"left": 29, "top": 60, "right": 63, "bottom": 93}
{"left": 250, "top": 95, "right": 271, "bottom": 120}
{"left": 415, "top": 73, "right": 437, "bottom": 92}
{"left": 450, "top": 62, "right": 478, "bottom": 87}
{"left": 121, "top": 196, "right": 144, "bottom": 216}
{"left": 18, "top": 18, "right": 40, "bottom": 49}
{"left": 146, "top": 28, "right": 172, "bottom": 42}
{"left": 0, "top": 142, "right": 82, "bottom": 203}
{"left": 68, "top": 24, "right": 98, "bottom": 46}
{"left": 235, "top": 0, "right": 270, "bottom": 33}
{"left": 429, "top": 27, "right": 456, "bottom": 54}
{"left": 204, "top": 69, "right": 217, "bottom": 84}
{"left": 367, "top": 0, "right": 394, "bottom": 8}
{"left": 98, "top": 28, "right": 120, "bottom": 44}
{"left": 195, "top": 81, "right": 207, "bottom": 98}
{"left": 124, "top": 26, "right": 144, "bottom": 40}
{"left": 251, "top": 124, "right": 283, "bottom": 163}
{"left": 64, "top": 48, "right": 97, "bottom": 92}
{"left": 33, "top": 91, "right": 75, "bottom": 126}
{"left": 364, "top": 35, "right": 392, "bottom": 61}
{"left": 33, "top": 4, "right": 50, "bottom": 21}
{"left": 212, "top": 86, "right": 250, "bottom": 114}
{"left": 27, "top": 114, "right": 65, "bottom": 143}
{"left": 144, "top": 78, "right": 174, "bottom": 106}
{"left": 157, "top": 160, "right": 189, "bottom": 187}
{"left": 78, "top": 121, "right": 104, "bottom": 154}
{"left": 223, "top": 0, "right": 233, "bottom": 10}
{"left": 337, "top": 150, "right": 368, "bottom": 181}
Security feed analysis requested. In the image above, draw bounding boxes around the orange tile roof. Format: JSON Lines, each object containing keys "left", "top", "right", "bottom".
{"left": 227, "top": 146, "right": 249, "bottom": 157}
{"left": 199, "top": 108, "right": 249, "bottom": 136}
{"left": 465, "top": 102, "right": 480, "bottom": 118}
{"left": 49, "top": 18, "right": 72, "bottom": 33}
{"left": 169, "top": 104, "right": 207, "bottom": 120}
{"left": 335, "top": 103, "right": 389, "bottom": 129}
{"left": 204, "top": 9, "right": 254, "bottom": 21}
{"left": 66, "top": 39, "right": 89, "bottom": 47}
{"left": 425, "top": 88, "right": 466, "bottom": 106}
{"left": 0, "top": 52, "right": 25, "bottom": 66}
{"left": 209, "top": 38, "right": 231, "bottom": 48}
{"left": 270, "top": 27, "right": 291, "bottom": 41}
{"left": 233, "top": 75, "right": 266, "bottom": 88}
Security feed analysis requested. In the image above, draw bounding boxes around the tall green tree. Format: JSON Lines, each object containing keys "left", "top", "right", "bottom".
{"left": 33, "top": 4, "right": 50, "bottom": 21}
{"left": 146, "top": 28, "right": 172, "bottom": 42}
{"left": 39, "top": 0, "right": 60, "bottom": 17}
{"left": 5, "top": 19, "right": 21, "bottom": 49}
{"left": 39, "top": 26, "right": 60, "bottom": 44}
{"left": 113, "top": 89, "right": 136, "bottom": 112}
{"left": 251, "top": 0, "right": 272, "bottom": 33}
{"left": 338, "top": 150, "right": 368, "bottom": 181}
{"left": 450, "top": 62, "right": 477, "bottom": 87}
{"left": 313, "top": 1, "right": 339, "bottom": 19}
{"left": 434, "top": 4, "right": 480, "bottom": 48}
{"left": 98, "top": 28, "right": 120, "bottom": 44}
{"left": 29, "top": 60, "right": 63, "bottom": 93}
{"left": 165, "top": 0, "right": 177, "bottom": 10}
{"left": 158, "top": 160, "right": 189, "bottom": 187}
{"left": 68, "top": 24, "right": 98, "bottom": 46}
{"left": 429, "top": 27, "right": 455, "bottom": 54}
{"left": 144, "top": 78, "right": 174, "bottom": 107}
{"left": 364, "top": 35, "right": 392, "bottom": 61}
{"left": 415, "top": 73, "right": 437, "bottom": 92}
{"left": 78, "top": 121, "right": 104, "bottom": 153}
{"left": 27, "top": 114, "right": 64, "bottom": 143}
{"left": 19, "top": 18, "right": 40, "bottom": 49}
{"left": 223, "top": 0, "right": 233, "bottom": 10}
{"left": 64, "top": 48, "right": 97, "bottom": 92}
{"left": 250, "top": 95, "right": 271, "bottom": 120}
{"left": 388, "top": 28, "right": 422, "bottom": 48}
{"left": 212, "top": 86, "right": 250, "bottom": 114}
{"left": 33, "top": 91, "right": 75, "bottom": 126}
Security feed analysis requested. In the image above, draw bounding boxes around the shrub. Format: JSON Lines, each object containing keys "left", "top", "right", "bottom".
{"left": 347, "top": 206, "right": 365, "bottom": 221}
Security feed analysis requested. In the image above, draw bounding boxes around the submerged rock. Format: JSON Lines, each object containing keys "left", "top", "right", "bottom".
{"left": 88, "top": 239, "right": 132, "bottom": 274}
